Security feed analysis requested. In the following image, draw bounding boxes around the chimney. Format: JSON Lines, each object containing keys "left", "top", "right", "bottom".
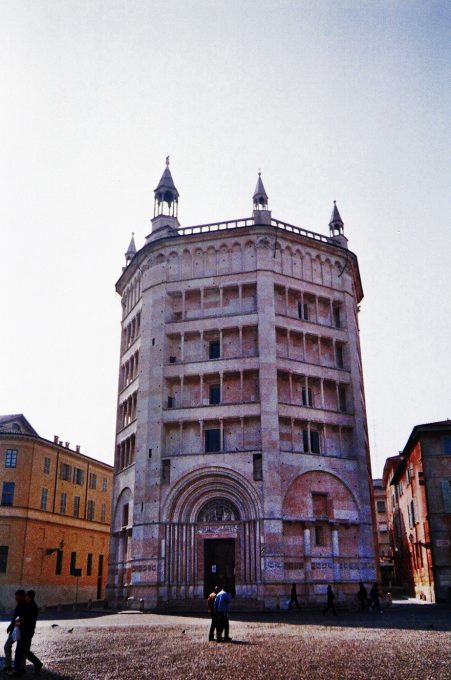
{"left": 54, "top": 435, "right": 59, "bottom": 443}
{"left": 59, "top": 440, "right": 63, "bottom": 446}
{"left": 76, "top": 445, "right": 80, "bottom": 453}
{"left": 65, "top": 442, "right": 70, "bottom": 448}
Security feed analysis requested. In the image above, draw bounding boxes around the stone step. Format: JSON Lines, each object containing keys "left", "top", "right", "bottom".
{"left": 157, "top": 597, "right": 265, "bottom": 612}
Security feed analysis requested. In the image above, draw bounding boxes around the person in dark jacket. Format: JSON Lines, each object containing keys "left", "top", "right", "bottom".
{"left": 10, "top": 590, "right": 43, "bottom": 676}
{"left": 2, "top": 590, "right": 26, "bottom": 673}
{"left": 322, "top": 584, "right": 337, "bottom": 616}
{"left": 357, "top": 582, "right": 368, "bottom": 611}
{"left": 369, "top": 582, "right": 383, "bottom": 614}
{"left": 288, "top": 583, "right": 301, "bottom": 610}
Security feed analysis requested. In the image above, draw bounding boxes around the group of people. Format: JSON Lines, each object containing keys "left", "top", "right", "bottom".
{"left": 357, "top": 582, "right": 385, "bottom": 613}
{"left": 2, "top": 589, "right": 43, "bottom": 676}
{"left": 207, "top": 585, "right": 232, "bottom": 642}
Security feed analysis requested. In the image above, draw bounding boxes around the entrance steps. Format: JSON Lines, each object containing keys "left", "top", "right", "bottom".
{"left": 157, "top": 597, "right": 265, "bottom": 613}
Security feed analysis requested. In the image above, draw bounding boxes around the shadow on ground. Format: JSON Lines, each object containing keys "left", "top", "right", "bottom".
{"left": 152, "top": 602, "right": 451, "bottom": 632}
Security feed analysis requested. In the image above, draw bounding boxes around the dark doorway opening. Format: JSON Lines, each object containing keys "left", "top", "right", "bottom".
{"left": 204, "top": 538, "right": 235, "bottom": 597}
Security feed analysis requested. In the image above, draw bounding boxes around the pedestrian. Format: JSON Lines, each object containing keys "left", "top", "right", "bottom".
{"left": 356, "top": 582, "right": 368, "bottom": 611}
{"left": 214, "top": 585, "right": 232, "bottom": 642}
{"left": 9, "top": 590, "right": 43, "bottom": 676}
{"left": 369, "top": 582, "right": 383, "bottom": 614}
{"left": 288, "top": 583, "right": 301, "bottom": 610}
{"left": 2, "top": 590, "right": 26, "bottom": 673}
{"left": 207, "top": 586, "right": 220, "bottom": 641}
{"left": 322, "top": 584, "right": 337, "bottom": 616}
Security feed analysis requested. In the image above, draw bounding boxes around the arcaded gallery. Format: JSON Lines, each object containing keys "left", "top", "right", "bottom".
{"left": 107, "top": 160, "right": 377, "bottom": 609}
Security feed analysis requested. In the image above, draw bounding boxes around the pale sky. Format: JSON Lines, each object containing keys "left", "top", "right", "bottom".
{"left": 0, "top": 1, "right": 449, "bottom": 476}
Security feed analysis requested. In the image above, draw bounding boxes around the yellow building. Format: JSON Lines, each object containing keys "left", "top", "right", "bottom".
{"left": 0, "top": 414, "right": 112, "bottom": 608}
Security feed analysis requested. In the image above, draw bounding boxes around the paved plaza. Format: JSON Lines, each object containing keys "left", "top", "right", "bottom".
{"left": 1, "top": 601, "right": 450, "bottom": 680}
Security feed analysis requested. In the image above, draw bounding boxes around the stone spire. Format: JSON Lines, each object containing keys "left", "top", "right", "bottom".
{"left": 329, "top": 201, "right": 348, "bottom": 248}
{"left": 252, "top": 171, "right": 271, "bottom": 225}
{"left": 253, "top": 171, "right": 268, "bottom": 210}
{"left": 154, "top": 156, "right": 179, "bottom": 218}
{"left": 125, "top": 232, "right": 137, "bottom": 265}
{"left": 147, "top": 157, "right": 180, "bottom": 243}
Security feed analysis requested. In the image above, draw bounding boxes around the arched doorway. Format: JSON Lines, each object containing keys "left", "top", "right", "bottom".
{"left": 198, "top": 499, "right": 240, "bottom": 596}
{"left": 161, "top": 467, "right": 262, "bottom": 601}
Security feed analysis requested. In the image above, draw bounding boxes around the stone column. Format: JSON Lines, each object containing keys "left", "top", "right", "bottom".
{"left": 303, "top": 523, "right": 312, "bottom": 594}
{"left": 332, "top": 524, "right": 340, "bottom": 582}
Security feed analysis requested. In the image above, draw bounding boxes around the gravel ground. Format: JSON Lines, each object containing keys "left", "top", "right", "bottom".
{"left": 2, "top": 604, "right": 450, "bottom": 680}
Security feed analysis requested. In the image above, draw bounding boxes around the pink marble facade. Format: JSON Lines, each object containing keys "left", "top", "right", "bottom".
{"left": 108, "top": 211, "right": 376, "bottom": 609}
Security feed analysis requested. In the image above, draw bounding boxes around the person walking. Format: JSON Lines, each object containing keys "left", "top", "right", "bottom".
{"left": 369, "top": 582, "right": 383, "bottom": 614}
{"left": 356, "top": 582, "right": 368, "bottom": 611}
{"left": 288, "top": 583, "right": 301, "bottom": 610}
{"left": 322, "top": 584, "right": 337, "bottom": 616}
{"left": 207, "top": 586, "right": 220, "bottom": 641}
{"left": 2, "top": 590, "right": 26, "bottom": 673}
{"left": 214, "top": 585, "right": 232, "bottom": 642}
{"left": 9, "top": 590, "right": 43, "bottom": 676}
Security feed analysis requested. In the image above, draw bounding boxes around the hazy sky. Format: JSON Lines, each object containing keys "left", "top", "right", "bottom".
{"left": 0, "top": 1, "right": 449, "bottom": 476}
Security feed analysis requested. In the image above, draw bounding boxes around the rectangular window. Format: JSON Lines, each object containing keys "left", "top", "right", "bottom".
{"left": 310, "top": 431, "right": 320, "bottom": 454}
{"left": 167, "top": 396, "right": 174, "bottom": 408}
{"left": 70, "top": 551, "right": 77, "bottom": 576}
{"left": 444, "top": 436, "right": 451, "bottom": 454}
{"left": 253, "top": 454, "right": 263, "bottom": 481}
{"left": 209, "top": 340, "right": 220, "bottom": 359}
{"left": 333, "top": 303, "right": 341, "bottom": 328}
{"left": 98, "top": 554, "right": 104, "bottom": 577}
{"left": 338, "top": 386, "right": 347, "bottom": 412}
{"left": 73, "top": 468, "right": 84, "bottom": 485}
{"left": 87, "top": 500, "right": 95, "bottom": 521}
{"left": 43, "top": 457, "right": 51, "bottom": 474}
{"left": 314, "top": 526, "right": 325, "bottom": 546}
{"left": 88, "top": 473, "right": 97, "bottom": 490}
{"left": 73, "top": 496, "right": 80, "bottom": 518}
{"left": 55, "top": 549, "right": 63, "bottom": 575}
{"left": 205, "top": 428, "right": 221, "bottom": 452}
{"left": 101, "top": 503, "right": 106, "bottom": 523}
{"left": 1, "top": 482, "right": 15, "bottom": 506}
{"left": 87, "top": 553, "right": 93, "bottom": 577}
{"left": 441, "top": 480, "right": 451, "bottom": 512}
{"left": 161, "top": 460, "right": 171, "bottom": 485}
{"left": 5, "top": 449, "right": 17, "bottom": 468}
{"left": 312, "top": 493, "right": 328, "bottom": 518}
{"left": 298, "top": 302, "right": 309, "bottom": 320}
{"left": 209, "top": 385, "right": 220, "bottom": 405}
{"left": 60, "top": 463, "right": 72, "bottom": 481}
{"left": 60, "top": 492, "right": 67, "bottom": 514}
{"left": 122, "top": 502, "right": 129, "bottom": 527}
{"left": 0, "top": 545, "right": 8, "bottom": 573}
{"left": 102, "top": 478, "right": 107, "bottom": 492}
{"left": 335, "top": 344, "right": 344, "bottom": 369}
{"left": 40, "top": 488, "right": 48, "bottom": 511}
{"left": 302, "top": 430, "right": 309, "bottom": 452}
{"left": 302, "top": 387, "right": 312, "bottom": 407}
{"left": 376, "top": 500, "right": 386, "bottom": 513}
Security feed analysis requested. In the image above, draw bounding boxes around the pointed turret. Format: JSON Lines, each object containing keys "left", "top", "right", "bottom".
{"left": 154, "top": 156, "right": 179, "bottom": 218}
{"left": 252, "top": 171, "right": 271, "bottom": 225}
{"left": 253, "top": 172, "right": 268, "bottom": 210}
{"left": 125, "top": 232, "right": 137, "bottom": 265}
{"left": 329, "top": 201, "right": 348, "bottom": 248}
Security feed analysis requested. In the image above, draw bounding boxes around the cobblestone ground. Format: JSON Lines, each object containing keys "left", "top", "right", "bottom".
{"left": 2, "top": 603, "right": 450, "bottom": 680}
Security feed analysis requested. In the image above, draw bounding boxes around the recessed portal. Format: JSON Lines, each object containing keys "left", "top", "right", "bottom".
{"left": 204, "top": 538, "right": 235, "bottom": 597}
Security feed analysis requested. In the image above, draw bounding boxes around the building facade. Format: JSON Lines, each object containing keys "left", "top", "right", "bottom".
{"left": 372, "top": 478, "right": 394, "bottom": 585}
{"left": 383, "top": 421, "right": 451, "bottom": 602}
{"left": 0, "top": 414, "right": 112, "bottom": 608}
{"left": 108, "top": 162, "right": 377, "bottom": 609}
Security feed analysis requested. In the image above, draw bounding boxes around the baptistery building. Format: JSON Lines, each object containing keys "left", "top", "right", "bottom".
{"left": 108, "top": 160, "right": 377, "bottom": 609}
